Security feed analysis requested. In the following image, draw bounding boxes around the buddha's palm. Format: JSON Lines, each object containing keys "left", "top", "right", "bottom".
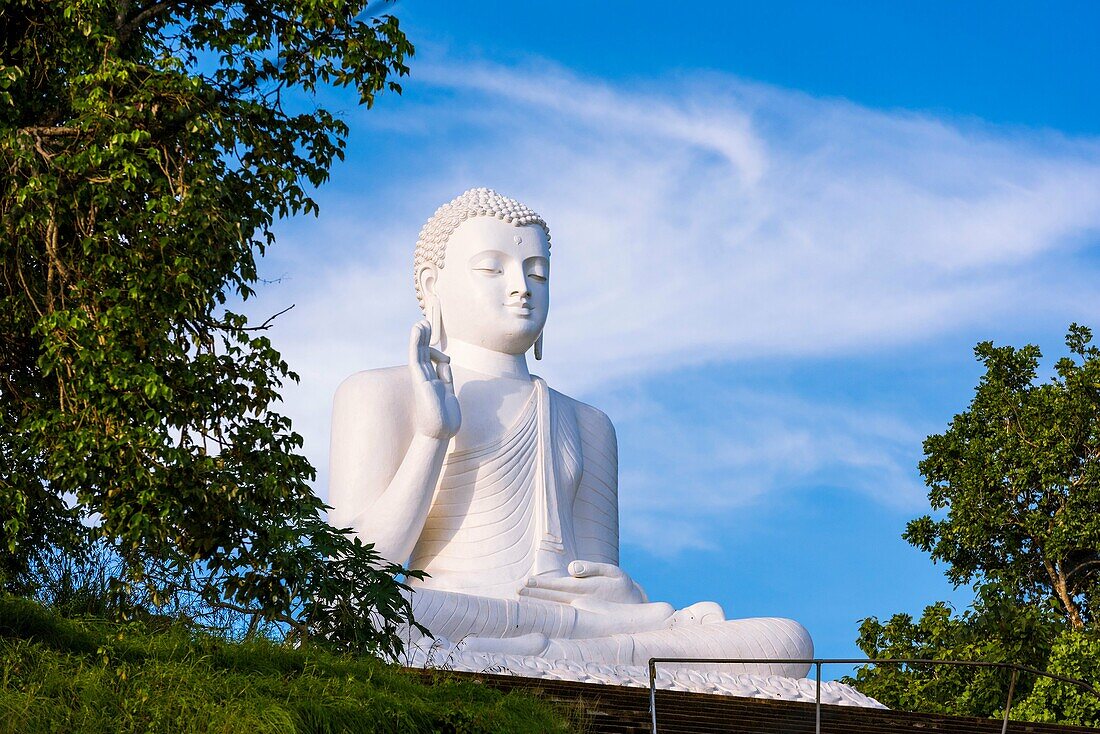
{"left": 409, "top": 320, "right": 461, "bottom": 440}
{"left": 521, "top": 561, "right": 647, "bottom": 605}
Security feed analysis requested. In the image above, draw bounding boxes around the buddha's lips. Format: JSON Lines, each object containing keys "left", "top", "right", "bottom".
{"left": 504, "top": 300, "right": 533, "bottom": 315}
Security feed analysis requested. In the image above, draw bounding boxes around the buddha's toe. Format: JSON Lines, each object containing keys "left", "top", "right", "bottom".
{"left": 669, "top": 601, "right": 726, "bottom": 627}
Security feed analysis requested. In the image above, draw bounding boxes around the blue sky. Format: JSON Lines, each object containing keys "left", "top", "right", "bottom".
{"left": 245, "top": 2, "right": 1100, "bottom": 666}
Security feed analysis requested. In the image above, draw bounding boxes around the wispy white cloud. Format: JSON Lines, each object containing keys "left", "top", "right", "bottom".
{"left": 246, "top": 56, "right": 1100, "bottom": 546}
{"left": 603, "top": 384, "right": 930, "bottom": 558}
{"left": 301, "top": 60, "right": 1100, "bottom": 395}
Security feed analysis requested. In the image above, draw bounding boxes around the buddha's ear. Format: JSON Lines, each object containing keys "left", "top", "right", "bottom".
{"left": 417, "top": 264, "right": 438, "bottom": 301}
{"left": 417, "top": 265, "right": 443, "bottom": 346}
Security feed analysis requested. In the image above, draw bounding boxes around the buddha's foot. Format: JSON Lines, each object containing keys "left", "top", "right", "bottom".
{"left": 669, "top": 601, "right": 725, "bottom": 627}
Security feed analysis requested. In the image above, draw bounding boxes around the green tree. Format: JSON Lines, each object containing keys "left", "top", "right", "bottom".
{"left": 907, "top": 324, "right": 1100, "bottom": 629}
{"left": 1015, "top": 628, "right": 1100, "bottom": 727}
{"left": 849, "top": 325, "right": 1100, "bottom": 722}
{"left": 0, "top": 1, "right": 421, "bottom": 654}
{"left": 846, "top": 586, "right": 1060, "bottom": 716}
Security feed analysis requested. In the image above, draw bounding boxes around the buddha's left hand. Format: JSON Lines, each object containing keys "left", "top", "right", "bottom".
{"left": 519, "top": 560, "right": 647, "bottom": 605}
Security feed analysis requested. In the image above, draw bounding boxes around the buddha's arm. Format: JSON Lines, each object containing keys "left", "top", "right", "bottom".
{"left": 328, "top": 369, "right": 450, "bottom": 565}
{"left": 572, "top": 402, "right": 620, "bottom": 566}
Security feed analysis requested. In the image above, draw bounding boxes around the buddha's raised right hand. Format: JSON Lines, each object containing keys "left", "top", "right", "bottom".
{"left": 409, "top": 320, "right": 461, "bottom": 440}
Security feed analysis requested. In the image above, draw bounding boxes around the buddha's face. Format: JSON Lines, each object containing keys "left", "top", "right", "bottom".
{"left": 421, "top": 216, "right": 550, "bottom": 356}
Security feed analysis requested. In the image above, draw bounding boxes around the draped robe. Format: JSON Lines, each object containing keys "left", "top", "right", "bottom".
{"left": 402, "top": 377, "right": 814, "bottom": 676}
{"left": 408, "top": 377, "right": 580, "bottom": 597}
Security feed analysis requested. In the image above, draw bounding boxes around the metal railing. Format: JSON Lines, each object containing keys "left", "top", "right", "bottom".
{"left": 647, "top": 657, "right": 1100, "bottom": 734}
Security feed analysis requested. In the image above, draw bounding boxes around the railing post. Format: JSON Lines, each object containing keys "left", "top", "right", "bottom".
{"left": 1001, "top": 668, "right": 1019, "bottom": 734}
{"left": 650, "top": 658, "right": 658, "bottom": 734}
{"left": 815, "top": 661, "right": 822, "bottom": 734}
{"left": 625, "top": 657, "right": 1099, "bottom": 734}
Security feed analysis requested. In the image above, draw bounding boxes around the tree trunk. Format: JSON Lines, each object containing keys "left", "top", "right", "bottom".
{"left": 1050, "top": 562, "right": 1085, "bottom": 630}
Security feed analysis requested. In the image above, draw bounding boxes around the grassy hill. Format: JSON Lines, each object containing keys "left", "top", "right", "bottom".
{"left": 0, "top": 596, "right": 577, "bottom": 733}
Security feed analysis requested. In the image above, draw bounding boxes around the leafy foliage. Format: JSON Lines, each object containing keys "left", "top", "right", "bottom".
{"left": 845, "top": 587, "right": 1060, "bottom": 716}
{"left": 907, "top": 324, "right": 1100, "bottom": 629}
{"left": 0, "top": 0, "right": 421, "bottom": 653}
{"left": 1014, "top": 628, "right": 1100, "bottom": 727}
{"left": 850, "top": 326, "right": 1100, "bottom": 724}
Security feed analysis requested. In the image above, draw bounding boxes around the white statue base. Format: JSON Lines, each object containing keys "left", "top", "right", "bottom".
{"left": 400, "top": 637, "right": 885, "bottom": 707}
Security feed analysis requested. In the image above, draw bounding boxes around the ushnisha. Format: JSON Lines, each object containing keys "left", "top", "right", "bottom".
{"left": 328, "top": 188, "right": 813, "bottom": 674}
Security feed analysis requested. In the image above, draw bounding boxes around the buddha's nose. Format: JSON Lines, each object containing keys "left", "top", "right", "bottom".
{"left": 508, "top": 277, "right": 531, "bottom": 299}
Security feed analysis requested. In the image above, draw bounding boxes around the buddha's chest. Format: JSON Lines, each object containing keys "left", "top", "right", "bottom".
{"left": 411, "top": 382, "right": 584, "bottom": 593}
{"left": 440, "top": 382, "right": 583, "bottom": 504}
{"left": 449, "top": 373, "right": 536, "bottom": 454}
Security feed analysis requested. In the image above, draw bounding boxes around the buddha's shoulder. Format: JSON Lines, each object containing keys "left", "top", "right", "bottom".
{"left": 333, "top": 366, "right": 414, "bottom": 411}
{"left": 547, "top": 387, "right": 617, "bottom": 444}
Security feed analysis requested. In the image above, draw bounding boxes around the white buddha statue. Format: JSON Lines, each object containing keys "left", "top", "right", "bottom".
{"left": 329, "top": 188, "right": 812, "bottom": 677}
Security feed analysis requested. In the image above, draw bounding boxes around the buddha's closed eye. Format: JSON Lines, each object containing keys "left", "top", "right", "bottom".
{"left": 472, "top": 258, "right": 503, "bottom": 275}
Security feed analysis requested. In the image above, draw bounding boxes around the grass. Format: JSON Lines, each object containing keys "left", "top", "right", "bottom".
{"left": 0, "top": 595, "right": 579, "bottom": 733}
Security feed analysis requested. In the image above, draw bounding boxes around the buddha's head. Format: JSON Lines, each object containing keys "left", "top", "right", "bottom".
{"left": 414, "top": 188, "right": 551, "bottom": 357}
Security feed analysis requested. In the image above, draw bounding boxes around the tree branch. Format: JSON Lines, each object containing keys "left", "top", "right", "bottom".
{"left": 1064, "top": 556, "right": 1100, "bottom": 582}
{"left": 251, "top": 304, "right": 294, "bottom": 331}
{"left": 19, "top": 126, "right": 82, "bottom": 137}
{"left": 121, "top": 1, "right": 183, "bottom": 37}
{"left": 1044, "top": 556, "right": 1086, "bottom": 629}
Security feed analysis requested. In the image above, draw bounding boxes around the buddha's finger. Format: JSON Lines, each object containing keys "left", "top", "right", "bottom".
{"left": 409, "top": 322, "right": 431, "bottom": 382}
{"left": 569, "top": 560, "right": 624, "bottom": 579}
{"left": 525, "top": 574, "right": 595, "bottom": 595}
{"left": 418, "top": 323, "right": 438, "bottom": 381}
{"left": 428, "top": 348, "right": 453, "bottom": 384}
{"left": 417, "top": 321, "right": 434, "bottom": 375}
{"left": 517, "top": 586, "right": 576, "bottom": 604}
{"left": 435, "top": 362, "right": 453, "bottom": 384}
